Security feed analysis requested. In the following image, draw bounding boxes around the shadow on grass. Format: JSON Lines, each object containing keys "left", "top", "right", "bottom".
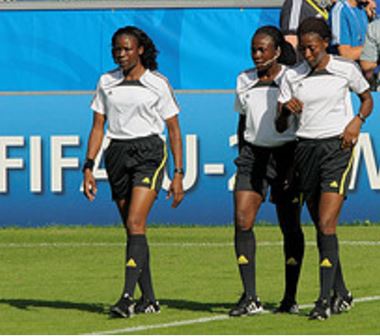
{"left": 159, "top": 298, "right": 233, "bottom": 313}
{"left": 0, "top": 298, "right": 107, "bottom": 314}
{"left": 0, "top": 298, "right": 308, "bottom": 316}
{"left": 160, "top": 299, "right": 309, "bottom": 316}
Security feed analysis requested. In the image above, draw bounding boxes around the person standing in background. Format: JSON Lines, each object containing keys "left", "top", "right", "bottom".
{"left": 280, "top": 0, "right": 336, "bottom": 48}
{"left": 360, "top": 18, "right": 380, "bottom": 90}
{"left": 83, "top": 26, "right": 185, "bottom": 318}
{"left": 329, "top": 0, "right": 369, "bottom": 60}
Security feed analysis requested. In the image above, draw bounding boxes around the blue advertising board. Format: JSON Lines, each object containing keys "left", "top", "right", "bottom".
{"left": 0, "top": 8, "right": 379, "bottom": 226}
{"left": 1, "top": 92, "right": 380, "bottom": 226}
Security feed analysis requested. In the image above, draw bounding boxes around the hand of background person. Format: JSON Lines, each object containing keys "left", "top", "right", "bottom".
{"left": 83, "top": 171, "right": 97, "bottom": 201}
{"left": 284, "top": 97, "right": 304, "bottom": 114}
{"left": 340, "top": 117, "right": 362, "bottom": 149}
{"left": 167, "top": 174, "right": 184, "bottom": 208}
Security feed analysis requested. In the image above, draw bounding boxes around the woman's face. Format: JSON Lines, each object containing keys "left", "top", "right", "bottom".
{"left": 251, "top": 33, "right": 278, "bottom": 71}
{"left": 299, "top": 32, "right": 328, "bottom": 68}
{"left": 112, "top": 34, "right": 143, "bottom": 72}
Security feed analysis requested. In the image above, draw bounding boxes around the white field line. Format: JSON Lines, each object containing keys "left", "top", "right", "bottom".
{"left": 85, "top": 295, "right": 380, "bottom": 335}
{"left": 0, "top": 240, "right": 380, "bottom": 249}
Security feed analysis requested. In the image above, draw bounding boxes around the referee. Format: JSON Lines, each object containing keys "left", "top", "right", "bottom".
{"left": 230, "top": 26, "right": 304, "bottom": 317}
{"left": 83, "top": 26, "right": 184, "bottom": 318}
{"left": 277, "top": 17, "right": 373, "bottom": 320}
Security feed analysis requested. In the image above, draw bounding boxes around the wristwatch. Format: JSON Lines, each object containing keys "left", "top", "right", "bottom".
{"left": 174, "top": 168, "right": 184, "bottom": 175}
{"left": 357, "top": 112, "right": 366, "bottom": 123}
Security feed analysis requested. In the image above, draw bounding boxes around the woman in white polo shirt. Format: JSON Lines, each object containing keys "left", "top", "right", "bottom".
{"left": 277, "top": 17, "right": 373, "bottom": 320}
{"left": 230, "top": 26, "right": 304, "bottom": 317}
{"left": 82, "top": 26, "right": 184, "bottom": 318}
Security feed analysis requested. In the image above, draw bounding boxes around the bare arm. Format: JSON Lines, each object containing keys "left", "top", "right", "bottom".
{"left": 341, "top": 89, "right": 373, "bottom": 148}
{"left": 276, "top": 98, "right": 303, "bottom": 133}
{"left": 276, "top": 102, "right": 291, "bottom": 133}
{"left": 83, "top": 112, "right": 106, "bottom": 201}
{"left": 284, "top": 35, "right": 298, "bottom": 49}
{"left": 360, "top": 59, "right": 377, "bottom": 81}
{"left": 237, "top": 114, "right": 247, "bottom": 153}
{"left": 337, "top": 45, "right": 363, "bottom": 61}
{"left": 165, "top": 115, "right": 184, "bottom": 208}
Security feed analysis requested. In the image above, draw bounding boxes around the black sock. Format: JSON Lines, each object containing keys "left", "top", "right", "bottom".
{"left": 333, "top": 259, "right": 349, "bottom": 297}
{"left": 234, "top": 229, "right": 256, "bottom": 299}
{"left": 317, "top": 232, "right": 339, "bottom": 302}
{"left": 283, "top": 229, "right": 305, "bottom": 303}
{"left": 123, "top": 235, "right": 148, "bottom": 298}
{"left": 138, "top": 242, "right": 156, "bottom": 302}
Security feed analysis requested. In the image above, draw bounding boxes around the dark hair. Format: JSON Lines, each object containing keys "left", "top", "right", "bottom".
{"left": 297, "top": 17, "right": 332, "bottom": 42}
{"left": 111, "top": 26, "right": 158, "bottom": 71}
{"left": 252, "top": 25, "right": 297, "bottom": 66}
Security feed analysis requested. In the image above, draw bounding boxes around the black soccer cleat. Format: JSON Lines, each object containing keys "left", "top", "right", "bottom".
{"left": 135, "top": 297, "right": 161, "bottom": 314}
{"left": 309, "top": 298, "right": 331, "bottom": 320}
{"left": 229, "top": 294, "right": 263, "bottom": 317}
{"left": 110, "top": 294, "right": 135, "bottom": 318}
{"left": 274, "top": 299, "right": 299, "bottom": 314}
{"left": 331, "top": 292, "right": 353, "bottom": 314}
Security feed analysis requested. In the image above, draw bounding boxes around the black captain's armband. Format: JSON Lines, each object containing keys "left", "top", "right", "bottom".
{"left": 82, "top": 158, "right": 95, "bottom": 173}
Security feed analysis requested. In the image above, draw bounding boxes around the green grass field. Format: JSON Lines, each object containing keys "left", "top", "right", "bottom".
{"left": 0, "top": 225, "right": 379, "bottom": 335}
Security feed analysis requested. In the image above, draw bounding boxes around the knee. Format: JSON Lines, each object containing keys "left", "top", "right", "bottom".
{"left": 318, "top": 217, "right": 337, "bottom": 235}
{"left": 126, "top": 216, "right": 146, "bottom": 234}
{"left": 235, "top": 210, "right": 254, "bottom": 231}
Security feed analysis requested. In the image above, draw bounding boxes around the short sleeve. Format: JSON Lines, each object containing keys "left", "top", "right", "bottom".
{"left": 278, "top": 74, "right": 293, "bottom": 104}
{"left": 360, "top": 21, "right": 380, "bottom": 62}
{"left": 234, "top": 94, "right": 245, "bottom": 115}
{"left": 330, "top": 6, "right": 350, "bottom": 45}
{"left": 157, "top": 80, "right": 180, "bottom": 120}
{"left": 90, "top": 81, "right": 106, "bottom": 115}
{"left": 348, "top": 62, "right": 370, "bottom": 94}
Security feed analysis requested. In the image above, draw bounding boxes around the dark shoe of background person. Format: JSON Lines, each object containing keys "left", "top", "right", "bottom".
{"left": 135, "top": 297, "right": 161, "bottom": 314}
{"left": 229, "top": 293, "right": 264, "bottom": 317}
{"left": 331, "top": 292, "right": 353, "bottom": 314}
{"left": 110, "top": 294, "right": 135, "bottom": 318}
{"left": 274, "top": 299, "right": 299, "bottom": 314}
{"left": 309, "top": 298, "right": 331, "bottom": 320}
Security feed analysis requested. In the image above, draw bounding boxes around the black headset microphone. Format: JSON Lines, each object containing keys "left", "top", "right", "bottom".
{"left": 259, "top": 48, "right": 281, "bottom": 67}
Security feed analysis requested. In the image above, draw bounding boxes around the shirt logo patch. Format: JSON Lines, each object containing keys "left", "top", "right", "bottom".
{"left": 237, "top": 255, "right": 249, "bottom": 265}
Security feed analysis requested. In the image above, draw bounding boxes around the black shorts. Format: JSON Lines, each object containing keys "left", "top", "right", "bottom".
{"left": 295, "top": 137, "right": 354, "bottom": 201}
{"left": 104, "top": 135, "right": 167, "bottom": 200}
{"left": 234, "top": 141, "right": 298, "bottom": 204}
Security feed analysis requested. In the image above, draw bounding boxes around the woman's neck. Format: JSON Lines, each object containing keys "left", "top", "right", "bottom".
{"left": 123, "top": 64, "right": 146, "bottom": 80}
{"left": 312, "top": 53, "right": 330, "bottom": 71}
{"left": 257, "top": 63, "right": 281, "bottom": 81}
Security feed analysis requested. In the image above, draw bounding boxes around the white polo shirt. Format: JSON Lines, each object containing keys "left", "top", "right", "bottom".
{"left": 278, "top": 56, "right": 369, "bottom": 139}
{"left": 91, "top": 68, "right": 180, "bottom": 139}
{"left": 235, "top": 65, "right": 297, "bottom": 147}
